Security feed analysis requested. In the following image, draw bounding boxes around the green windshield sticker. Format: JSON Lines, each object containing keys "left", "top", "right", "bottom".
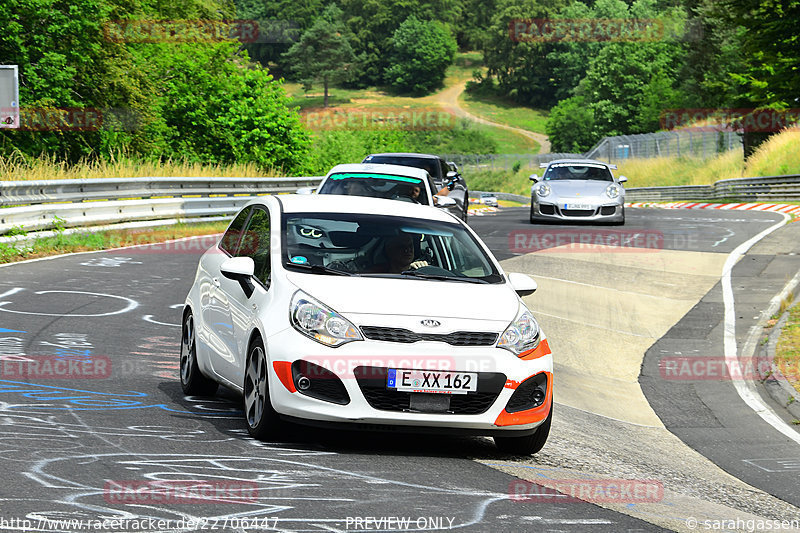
{"left": 329, "top": 173, "right": 422, "bottom": 184}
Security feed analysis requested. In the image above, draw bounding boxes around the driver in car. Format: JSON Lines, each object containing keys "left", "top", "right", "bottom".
{"left": 372, "top": 234, "right": 428, "bottom": 273}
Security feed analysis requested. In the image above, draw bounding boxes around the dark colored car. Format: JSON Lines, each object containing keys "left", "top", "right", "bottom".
{"left": 362, "top": 153, "right": 469, "bottom": 222}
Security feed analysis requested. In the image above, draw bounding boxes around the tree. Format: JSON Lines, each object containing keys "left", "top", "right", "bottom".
{"left": 234, "top": 0, "right": 323, "bottom": 71}
{"left": 477, "top": 0, "right": 568, "bottom": 107}
{"left": 339, "top": 0, "right": 462, "bottom": 87}
{"left": 384, "top": 16, "right": 457, "bottom": 95}
{"left": 281, "top": 5, "right": 356, "bottom": 107}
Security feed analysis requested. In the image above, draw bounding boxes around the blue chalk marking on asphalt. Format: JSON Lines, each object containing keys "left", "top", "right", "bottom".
{"left": 0, "top": 328, "right": 26, "bottom": 333}
{"left": 0, "top": 380, "right": 241, "bottom": 415}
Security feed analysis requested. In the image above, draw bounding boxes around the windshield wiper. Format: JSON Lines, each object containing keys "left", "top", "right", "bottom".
{"left": 398, "top": 270, "right": 489, "bottom": 284}
{"left": 284, "top": 262, "right": 354, "bottom": 276}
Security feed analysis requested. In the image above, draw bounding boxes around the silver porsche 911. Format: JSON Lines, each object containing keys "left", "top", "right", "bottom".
{"left": 529, "top": 159, "right": 627, "bottom": 225}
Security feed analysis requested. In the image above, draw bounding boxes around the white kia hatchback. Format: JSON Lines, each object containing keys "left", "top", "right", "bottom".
{"left": 180, "top": 195, "right": 553, "bottom": 454}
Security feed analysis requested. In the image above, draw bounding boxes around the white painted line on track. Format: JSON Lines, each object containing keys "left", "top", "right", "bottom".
{"left": 721, "top": 212, "right": 800, "bottom": 445}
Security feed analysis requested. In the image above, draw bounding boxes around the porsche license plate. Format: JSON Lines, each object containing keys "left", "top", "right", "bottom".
{"left": 387, "top": 369, "right": 477, "bottom": 394}
{"left": 565, "top": 203, "right": 592, "bottom": 210}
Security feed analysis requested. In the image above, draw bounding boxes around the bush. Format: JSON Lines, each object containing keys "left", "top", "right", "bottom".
{"left": 546, "top": 96, "right": 598, "bottom": 153}
{"left": 384, "top": 16, "right": 457, "bottom": 95}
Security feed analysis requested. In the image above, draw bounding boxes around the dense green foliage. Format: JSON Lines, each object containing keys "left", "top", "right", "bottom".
{"left": 1, "top": 0, "right": 310, "bottom": 172}
{"left": 307, "top": 120, "right": 498, "bottom": 174}
{"left": 2, "top": 0, "right": 797, "bottom": 170}
{"left": 385, "top": 17, "right": 458, "bottom": 95}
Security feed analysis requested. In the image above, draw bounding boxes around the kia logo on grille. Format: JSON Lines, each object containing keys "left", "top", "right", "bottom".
{"left": 420, "top": 319, "right": 441, "bottom": 328}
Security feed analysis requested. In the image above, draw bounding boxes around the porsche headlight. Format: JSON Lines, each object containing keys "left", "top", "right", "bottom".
{"left": 498, "top": 304, "right": 541, "bottom": 356}
{"left": 606, "top": 184, "right": 621, "bottom": 199}
{"left": 290, "top": 291, "right": 362, "bottom": 347}
{"left": 536, "top": 183, "right": 551, "bottom": 197}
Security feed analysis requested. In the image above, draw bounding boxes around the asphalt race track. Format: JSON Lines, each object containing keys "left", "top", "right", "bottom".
{"left": 0, "top": 206, "right": 799, "bottom": 532}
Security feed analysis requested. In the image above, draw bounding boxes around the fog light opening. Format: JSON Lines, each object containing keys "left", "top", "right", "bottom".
{"left": 296, "top": 375, "right": 312, "bottom": 391}
{"left": 532, "top": 389, "right": 545, "bottom": 406}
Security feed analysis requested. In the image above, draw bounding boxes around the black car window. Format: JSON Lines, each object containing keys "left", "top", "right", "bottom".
{"left": 544, "top": 165, "right": 613, "bottom": 181}
{"left": 238, "top": 207, "right": 271, "bottom": 285}
{"left": 364, "top": 155, "right": 441, "bottom": 180}
{"left": 219, "top": 206, "right": 252, "bottom": 256}
{"left": 318, "top": 172, "right": 430, "bottom": 205}
{"left": 439, "top": 159, "right": 450, "bottom": 183}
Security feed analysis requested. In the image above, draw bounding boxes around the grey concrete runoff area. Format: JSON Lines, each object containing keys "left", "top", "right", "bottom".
{"left": 0, "top": 206, "right": 798, "bottom": 532}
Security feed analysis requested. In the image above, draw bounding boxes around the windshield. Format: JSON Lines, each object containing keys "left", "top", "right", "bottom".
{"left": 543, "top": 164, "right": 613, "bottom": 182}
{"left": 362, "top": 155, "right": 441, "bottom": 179}
{"left": 282, "top": 212, "right": 501, "bottom": 283}
{"left": 318, "top": 172, "right": 430, "bottom": 205}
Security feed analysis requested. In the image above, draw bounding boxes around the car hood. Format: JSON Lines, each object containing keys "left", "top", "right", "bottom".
{"left": 548, "top": 180, "right": 612, "bottom": 198}
{"left": 286, "top": 272, "right": 518, "bottom": 327}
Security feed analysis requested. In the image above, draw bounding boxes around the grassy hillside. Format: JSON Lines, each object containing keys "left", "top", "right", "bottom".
{"left": 467, "top": 129, "right": 800, "bottom": 195}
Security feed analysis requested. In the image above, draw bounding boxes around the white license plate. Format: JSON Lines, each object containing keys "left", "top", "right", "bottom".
{"left": 387, "top": 369, "right": 477, "bottom": 394}
{"left": 565, "top": 203, "right": 593, "bottom": 210}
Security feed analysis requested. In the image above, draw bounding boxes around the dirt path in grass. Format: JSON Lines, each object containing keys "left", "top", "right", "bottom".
{"left": 426, "top": 80, "right": 551, "bottom": 154}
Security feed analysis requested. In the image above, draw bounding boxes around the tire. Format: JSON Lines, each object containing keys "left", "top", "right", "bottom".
{"left": 494, "top": 405, "right": 552, "bottom": 455}
{"left": 180, "top": 311, "right": 218, "bottom": 396}
{"left": 243, "top": 337, "right": 282, "bottom": 440}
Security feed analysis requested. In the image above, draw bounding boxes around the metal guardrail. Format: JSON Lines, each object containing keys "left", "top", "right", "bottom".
{"left": 625, "top": 174, "right": 800, "bottom": 202}
{"left": 585, "top": 131, "right": 741, "bottom": 163}
{"left": 0, "top": 176, "right": 323, "bottom": 234}
{"left": 3, "top": 173, "right": 799, "bottom": 236}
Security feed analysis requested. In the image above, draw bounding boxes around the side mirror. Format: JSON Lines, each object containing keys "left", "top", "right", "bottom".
{"left": 434, "top": 195, "right": 457, "bottom": 207}
{"left": 508, "top": 272, "right": 537, "bottom": 297}
{"left": 296, "top": 187, "right": 315, "bottom": 195}
{"left": 447, "top": 170, "right": 458, "bottom": 180}
{"left": 618, "top": 176, "right": 628, "bottom": 183}
{"left": 529, "top": 174, "right": 539, "bottom": 182}
{"left": 220, "top": 257, "right": 256, "bottom": 298}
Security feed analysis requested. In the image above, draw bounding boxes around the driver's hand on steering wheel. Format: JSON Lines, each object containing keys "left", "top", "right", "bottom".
{"left": 409, "top": 260, "right": 429, "bottom": 270}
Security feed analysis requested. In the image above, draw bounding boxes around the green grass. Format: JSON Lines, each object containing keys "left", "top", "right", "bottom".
{"left": 0, "top": 222, "right": 229, "bottom": 263}
{"left": 470, "top": 123, "right": 540, "bottom": 154}
{"left": 0, "top": 151, "right": 275, "bottom": 181}
{"left": 467, "top": 168, "right": 534, "bottom": 196}
{"left": 776, "top": 301, "right": 800, "bottom": 395}
{"left": 615, "top": 128, "right": 800, "bottom": 188}
{"left": 459, "top": 92, "right": 549, "bottom": 135}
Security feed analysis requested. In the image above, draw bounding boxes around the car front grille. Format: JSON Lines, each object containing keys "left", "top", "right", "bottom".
{"left": 360, "top": 326, "right": 498, "bottom": 346}
{"left": 600, "top": 205, "right": 617, "bottom": 215}
{"left": 560, "top": 208, "right": 597, "bottom": 217}
{"left": 354, "top": 366, "right": 506, "bottom": 415}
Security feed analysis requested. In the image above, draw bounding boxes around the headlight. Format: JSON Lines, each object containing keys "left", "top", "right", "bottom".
{"left": 536, "top": 183, "right": 551, "bottom": 197}
{"left": 498, "top": 303, "right": 541, "bottom": 356}
{"left": 606, "top": 184, "right": 621, "bottom": 199}
{"left": 290, "top": 291, "right": 362, "bottom": 347}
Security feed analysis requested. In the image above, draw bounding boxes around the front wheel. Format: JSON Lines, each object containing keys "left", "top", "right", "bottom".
{"left": 244, "top": 337, "right": 282, "bottom": 440}
{"left": 494, "top": 405, "right": 552, "bottom": 455}
{"left": 180, "top": 311, "right": 218, "bottom": 396}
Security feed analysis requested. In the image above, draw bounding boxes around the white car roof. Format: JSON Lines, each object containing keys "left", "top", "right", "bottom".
{"left": 264, "top": 194, "right": 458, "bottom": 222}
{"left": 325, "top": 163, "right": 431, "bottom": 181}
